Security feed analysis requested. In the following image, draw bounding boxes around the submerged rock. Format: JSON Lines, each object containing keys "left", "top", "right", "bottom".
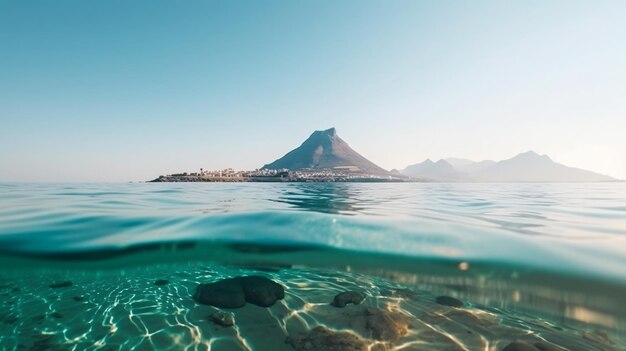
{"left": 331, "top": 291, "right": 365, "bottom": 308}
{"left": 210, "top": 311, "right": 235, "bottom": 327}
{"left": 73, "top": 296, "right": 85, "bottom": 302}
{"left": 194, "top": 275, "right": 284, "bottom": 308}
{"left": 240, "top": 275, "right": 285, "bottom": 307}
{"left": 503, "top": 341, "right": 540, "bottom": 351}
{"left": 49, "top": 281, "right": 73, "bottom": 289}
{"left": 154, "top": 279, "right": 169, "bottom": 286}
{"left": 286, "top": 326, "right": 369, "bottom": 351}
{"left": 51, "top": 312, "right": 63, "bottom": 319}
{"left": 364, "top": 307, "right": 410, "bottom": 342}
{"left": 582, "top": 330, "right": 615, "bottom": 347}
{"left": 435, "top": 295, "right": 464, "bottom": 308}
{"left": 194, "top": 277, "right": 246, "bottom": 308}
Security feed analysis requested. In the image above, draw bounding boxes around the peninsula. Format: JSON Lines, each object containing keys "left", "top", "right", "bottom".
{"left": 151, "top": 128, "right": 404, "bottom": 182}
{"left": 150, "top": 127, "right": 618, "bottom": 183}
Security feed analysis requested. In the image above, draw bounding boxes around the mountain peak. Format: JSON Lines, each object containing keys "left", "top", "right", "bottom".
{"left": 473, "top": 151, "right": 613, "bottom": 182}
{"left": 519, "top": 150, "right": 540, "bottom": 157}
{"left": 262, "top": 128, "right": 389, "bottom": 175}
{"left": 445, "top": 158, "right": 476, "bottom": 169}
{"left": 307, "top": 127, "right": 338, "bottom": 142}
{"left": 320, "top": 127, "right": 336, "bottom": 136}
{"left": 401, "top": 158, "right": 460, "bottom": 180}
{"left": 515, "top": 150, "right": 552, "bottom": 162}
{"left": 402, "top": 150, "right": 614, "bottom": 181}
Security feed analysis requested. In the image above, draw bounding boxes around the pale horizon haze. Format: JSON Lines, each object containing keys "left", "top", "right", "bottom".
{"left": 1, "top": 1, "right": 625, "bottom": 182}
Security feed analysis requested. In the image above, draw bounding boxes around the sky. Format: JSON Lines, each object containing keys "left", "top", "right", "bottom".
{"left": 1, "top": 0, "right": 625, "bottom": 182}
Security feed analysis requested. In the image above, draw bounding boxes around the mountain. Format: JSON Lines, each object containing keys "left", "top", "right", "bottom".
{"left": 402, "top": 151, "right": 615, "bottom": 182}
{"left": 446, "top": 158, "right": 496, "bottom": 174}
{"left": 445, "top": 158, "right": 476, "bottom": 169}
{"left": 474, "top": 151, "right": 615, "bottom": 182}
{"left": 262, "top": 128, "right": 390, "bottom": 176}
{"left": 401, "top": 159, "right": 462, "bottom": 180}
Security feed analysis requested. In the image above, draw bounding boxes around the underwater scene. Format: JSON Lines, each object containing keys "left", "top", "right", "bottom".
{"left": 0, "top": 182, "right": 625, "bottom": 351}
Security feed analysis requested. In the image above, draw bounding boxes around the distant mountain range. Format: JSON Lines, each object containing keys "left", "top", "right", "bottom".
{"left": 263, "top": 128, "right": 617, "bottom": 182}
{"left": 401, "top": 151, "right": 615, "bottom": 182}
{"left": 262, "top": 128, "right": 391, "bottom": 176}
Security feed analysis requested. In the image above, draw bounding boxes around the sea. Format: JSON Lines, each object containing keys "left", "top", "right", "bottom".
{"left": 0, "top": 182, "right": 624, "bottom": 351}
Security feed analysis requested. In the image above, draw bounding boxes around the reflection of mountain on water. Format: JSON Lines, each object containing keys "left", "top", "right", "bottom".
{"left": 270, "top": 183, "right": 366, "bottom": 215}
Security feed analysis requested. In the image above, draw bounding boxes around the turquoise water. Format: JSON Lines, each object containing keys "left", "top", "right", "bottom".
{"left": 0, "top": 182, "right": 625, "bottom": 350}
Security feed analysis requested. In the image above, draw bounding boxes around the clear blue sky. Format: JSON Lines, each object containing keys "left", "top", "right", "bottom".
{"left": 1, "top": 0, "right": 625, "bottom": 181}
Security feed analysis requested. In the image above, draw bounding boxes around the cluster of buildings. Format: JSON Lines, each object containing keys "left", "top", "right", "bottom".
{"left": 276, "top": 168, "right": 391, "bottom": 182}
{"left": 154, "top": 168, "right": 396, "bottom": 182}
{"left": 181, "top": 168, "right": 288, "bottom": 178}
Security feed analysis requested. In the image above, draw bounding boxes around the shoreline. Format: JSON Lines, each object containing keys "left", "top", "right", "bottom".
{"left": 149, "top": 175, "right": 410, "bottom": 183}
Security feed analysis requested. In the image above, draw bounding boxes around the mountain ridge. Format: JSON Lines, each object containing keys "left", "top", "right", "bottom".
{"left": 402, "top": 159, "right": 462, "bottom": 180}
{"left": 262, "top": 128, "right": 616, "bottom": 182}
{"left": 401, "top": 151, "right": 616, "bottom": 182}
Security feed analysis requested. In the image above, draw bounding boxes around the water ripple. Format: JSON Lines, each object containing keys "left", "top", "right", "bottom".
{"left": 0, "top": 182, "right": 625, "bottom": 282}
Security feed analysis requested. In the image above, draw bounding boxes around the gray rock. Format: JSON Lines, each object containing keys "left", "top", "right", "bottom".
{"left": 435, "top": 295, "right": 464, "bottom": 308}
{"left": 194, "top": 278, "right": 246, "bottom": 308}
{"left": 286, "top": 326, "right": 369, "bottom": 351}
{"left": 210, "top": 311, "right": 235, "bottom": 327}
{"left": 49, "top": 281, "right": 73, "bottom": 289}
{"left": 194, "top": 275, "right": 284, "bottom": 308}
{"left": 331, "top": 291, "right": 365, "bottom": 308}
{"left": 240, "top": 275, "right": 285, "bottom": 307}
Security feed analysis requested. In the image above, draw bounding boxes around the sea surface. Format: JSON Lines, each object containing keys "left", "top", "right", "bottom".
{"left": 0, "top": 182, "right": 625, "bottom": 351}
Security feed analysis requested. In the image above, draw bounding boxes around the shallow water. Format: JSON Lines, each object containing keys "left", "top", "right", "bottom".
{"left": 0, "top": 182, "right": 625, "bottom": 350}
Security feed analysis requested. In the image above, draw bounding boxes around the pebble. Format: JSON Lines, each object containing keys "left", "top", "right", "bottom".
{"left": 331, "top": 291, "right": 366, "bottom": 308}
{"left": 436, "top": 295, "right": 464, "bottom": 308}
{"left": 210, "top": 311, "right": 235, "bottom": 327}
{"left": 49, "top": 281, "right": 73, "bottom": 289}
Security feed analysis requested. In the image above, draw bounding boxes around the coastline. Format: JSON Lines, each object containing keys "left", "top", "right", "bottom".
{"left": 149, "top": 175, "right": 409, "bottom": 183}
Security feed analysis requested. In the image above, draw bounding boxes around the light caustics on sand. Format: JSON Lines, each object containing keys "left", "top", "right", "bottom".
{"left": 0, "top": 263, "right": 623, "bottom": 351}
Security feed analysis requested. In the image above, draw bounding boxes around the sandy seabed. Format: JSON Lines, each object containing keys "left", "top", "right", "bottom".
{"left": 0, "top": 263, "right": 622, "bottom": 351}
